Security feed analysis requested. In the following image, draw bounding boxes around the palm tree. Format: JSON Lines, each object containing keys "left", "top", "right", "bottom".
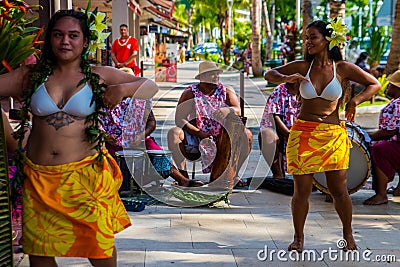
{"left": 385, "top": 0, "right": 400, "bottom": 75}
{"left": 251, "top": 0, "right": 263, "bottom": 77}
{"left": 329, "top": 0, "right": 346, "bottom": 19}
{"left": 302, "top": 0, "right": 313, "bottom": 55}
{"left": 174, "top": 0, "right": 196, "bottom": 49}
{"left": 261, "top": 0, "right": 273, "bottom": 61}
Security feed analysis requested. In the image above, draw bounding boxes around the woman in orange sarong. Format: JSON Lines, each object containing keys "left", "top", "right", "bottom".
{"left": 264, "top": 19, "right": 380, "bottom": 252}
{"left": 0, "top": 9, "right": 158, "bottom": 267}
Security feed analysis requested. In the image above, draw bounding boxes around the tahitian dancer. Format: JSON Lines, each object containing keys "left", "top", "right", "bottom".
{"left": 264, "top": 19, "right": 380, "bottom": 252}
{"left": 0, "top": 9, "right": 158, "bottom": 267}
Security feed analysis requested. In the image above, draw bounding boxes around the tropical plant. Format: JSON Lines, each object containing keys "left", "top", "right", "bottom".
{"left": 377, "top": 74, "right": 390, "bottom": 97}
{"left": 364, "top": 23, "right": 390, "bottom": 66}
{"left": 0, "top": 0, "right": 42, "bottom": 74}
{"left": 0, "top": 1, "right": 42, "bottom": 265}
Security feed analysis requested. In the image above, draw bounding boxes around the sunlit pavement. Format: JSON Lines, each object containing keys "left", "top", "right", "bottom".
{"left": 16, "top": 61, "right": 399, "bottom": 266}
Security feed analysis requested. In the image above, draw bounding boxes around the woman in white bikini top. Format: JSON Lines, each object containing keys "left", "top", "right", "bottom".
{"left": 264, "top": 19, "right": 380, "bottom": 254}
{"left": 299, "top": 60, "right": 342, "bottom": 102}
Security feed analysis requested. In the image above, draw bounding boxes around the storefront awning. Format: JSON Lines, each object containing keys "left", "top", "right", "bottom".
{"left": 129, "top": 0, "right": 143, "bottom": 16}
{"left": 377, "top": 0, "right": 396, "bottom": 26}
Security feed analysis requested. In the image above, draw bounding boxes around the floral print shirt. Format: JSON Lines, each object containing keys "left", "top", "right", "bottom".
{"left": 186, "top": 82, "right": 227, "bottom": 173}
{"left": 260, "top": 83, "right": 301, "bottom": 130}
{"left": 379, "top": 97, "right": 400, "bottom": 142}
{"left": 100, "top": 98, "right": 148, "bottom": 147}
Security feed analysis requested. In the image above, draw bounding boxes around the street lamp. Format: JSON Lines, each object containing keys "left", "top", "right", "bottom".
{"left": 358, "top": 8, "right": 363, "bottom": 49}
{"left": 227, "top": 0, "right": 234, "bottom": 38}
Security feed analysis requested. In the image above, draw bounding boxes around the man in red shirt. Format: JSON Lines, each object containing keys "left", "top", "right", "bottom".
{"left": 111, "top": 24, "right": 140, "bottom": 75}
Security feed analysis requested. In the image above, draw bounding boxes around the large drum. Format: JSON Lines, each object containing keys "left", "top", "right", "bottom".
{"left": 115, "top": 150, "right": 145, "bottom": 191}
{"left": 313, "top": 122, "right": 372, "bottom": 195}
{"left": 145, "top": 150, "right": 172, "bottom": 179}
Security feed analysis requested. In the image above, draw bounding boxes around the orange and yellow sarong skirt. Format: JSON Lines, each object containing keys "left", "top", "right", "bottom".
{"left": 286, "top": 119, "right": 352, "bottom": 175}
{"left": 22, "top": 149, "right": 131, "bottom": 258}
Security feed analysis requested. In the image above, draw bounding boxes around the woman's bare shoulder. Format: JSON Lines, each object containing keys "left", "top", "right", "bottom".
{"left": 0, "top": 65, "right": 31, "bottom": 97}
{"left": 91, "top": 65, "right": 119, "bottom": 77}
{"left": 91, "top": 65, "right": 140, "bottom": 83}
{"left": 336, "top": 61, "right": 364, "bottom": 78}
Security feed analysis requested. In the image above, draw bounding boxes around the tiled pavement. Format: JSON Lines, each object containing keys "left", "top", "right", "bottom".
{"left": 16, "top": 61, "right": 399, "bottom": 266}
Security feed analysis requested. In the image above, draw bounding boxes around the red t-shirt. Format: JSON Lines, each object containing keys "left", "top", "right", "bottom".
{"left": 111, "top": 36, "right": 139, "bottom": 68}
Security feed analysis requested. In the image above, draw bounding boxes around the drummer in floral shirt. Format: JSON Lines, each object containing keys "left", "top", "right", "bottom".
{"left": 364, "top": 70, "right": 400, "bottom": 205}
{"left": 259, "top": 82, "right": 301, "bottom": 178}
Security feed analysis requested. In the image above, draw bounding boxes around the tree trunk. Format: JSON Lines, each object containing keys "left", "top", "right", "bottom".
{"left": 187, "top": 7, "right": 193, "bottom": 50}
{"left": 218, "top": 13, "right": 225, "bottom": 44}
{"left": 329, "top": 0, "right": 346, "bottom": 19}
{"left": 262, "top": 0, "right": 273, "bottom": 61}
{"left": 385, "top": 0, "right": 400, "bottom": 75}
{"left": 270, "top": 0, "right": 275, "bottom": 46}
{"left": 251, "top": 0, "right": 263, "bottom": 77}
{"left": 302, "top": 0, "right": 313, "bottom": 56}
{"left": 329, "top": 0, "right": 346, "bottom": 58}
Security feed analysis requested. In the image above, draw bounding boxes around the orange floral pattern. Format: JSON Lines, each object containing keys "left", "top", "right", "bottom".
{"left": 22, "top": 149, "right": 131, "bottom": 258}
{"left": 286, "top": 120, "right": 352, "bottom": 175}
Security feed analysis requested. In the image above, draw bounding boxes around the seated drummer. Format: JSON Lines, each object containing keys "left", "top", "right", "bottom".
{"left": 258, "top": 82, "right": 301, "bottom": 178}
{"left": 101, "top": 98, "right": 204, "bottom": 187}
{"left": 167, "top": 61, "right": 253, "bottom": 188}
{"left": 363, "top": 70, "right": 400, "bottom": 205}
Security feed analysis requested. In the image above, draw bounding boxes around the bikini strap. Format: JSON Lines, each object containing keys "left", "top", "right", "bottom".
{"left": 306, "top": 60, "right": 314, "bottom": 77}
{"left": 333, "top": 60, "right": 336, "bottom": 76}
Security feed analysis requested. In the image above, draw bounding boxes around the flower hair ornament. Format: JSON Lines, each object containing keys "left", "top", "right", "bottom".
{"left": 326, "top": 17, "right": 348, "bottom": 50}
{"left": 82, "top": 1, "right": 110, "bottom": 56}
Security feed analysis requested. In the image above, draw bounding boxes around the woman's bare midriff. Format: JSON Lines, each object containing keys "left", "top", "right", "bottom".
{"left": 26, "top": 117, "right": 97, "bottom": 166}
{"left": 297, "top": 98, "right": 341, "bottom": 125}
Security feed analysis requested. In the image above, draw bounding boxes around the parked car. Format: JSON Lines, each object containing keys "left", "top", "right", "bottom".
{"left": 192, "top": 42, "right": 222, "bottom": 61}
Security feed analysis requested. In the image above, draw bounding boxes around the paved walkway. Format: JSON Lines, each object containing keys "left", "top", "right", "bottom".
{"left": 16, "top": 61, "right": 399, "bottom": 266}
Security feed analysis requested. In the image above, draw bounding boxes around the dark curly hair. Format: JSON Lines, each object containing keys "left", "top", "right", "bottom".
{"left": 304, "top": 20, "right": 343, "bottom": 62}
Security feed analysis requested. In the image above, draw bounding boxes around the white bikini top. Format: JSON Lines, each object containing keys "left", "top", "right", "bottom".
{"left": 30, "top": 82, "right": 96, "bottom": 117}
{"left": 299, "top": 61, "right": 343, "bottom": 101}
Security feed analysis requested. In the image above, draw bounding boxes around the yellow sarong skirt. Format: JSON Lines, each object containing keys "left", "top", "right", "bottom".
{"left": 22, "top": 149, "right": 131, "bottom": 258}
{"left": 286, "top": 119, "right": 352, "bottom": 175}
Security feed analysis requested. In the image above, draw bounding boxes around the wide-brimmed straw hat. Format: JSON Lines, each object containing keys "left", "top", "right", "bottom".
{"left": 195, "top": 60, "right": 223, "bottom": 79}
{"left": 386, "top": 70, "right": 400, "bottom": 88}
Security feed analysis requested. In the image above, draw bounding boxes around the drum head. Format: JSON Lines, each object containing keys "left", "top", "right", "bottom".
{"left": 313, "top": 140, "right": 371, "bottom": 195}
{"left": 146, "top": 150, "right": 172, "bottom": 155}
{"left": 115, "top": 150, "right": 145, "bottom": 158}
